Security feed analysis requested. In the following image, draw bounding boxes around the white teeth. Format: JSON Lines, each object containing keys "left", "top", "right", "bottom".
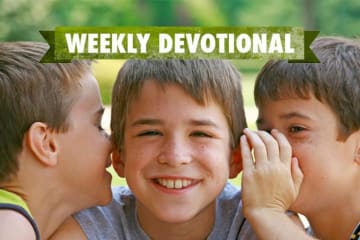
{"left": 157, "top": 178, "right": 194, "bottom": 189}
{"left": 174, "top": 179, "right": 182, "bottom": 189}
{"left": 166, "top": 180, "right": 174, "bottom": 189}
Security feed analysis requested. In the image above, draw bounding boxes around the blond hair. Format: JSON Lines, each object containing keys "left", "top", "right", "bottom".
{"left": 0, "top": 42, "right": 92, "bottom": 182}
{"left": 111, "top": 59, "right": 247, "bottom": 150}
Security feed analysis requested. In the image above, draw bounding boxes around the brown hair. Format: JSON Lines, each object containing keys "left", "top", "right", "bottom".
{"left": 111, "top": 59, "right": 247, "bottom": 150}
{"left": 254, "top": 36, "right": 360, "bottom": 139}
{"left": 0, "top": 42, "right": 92, "bottom": 182}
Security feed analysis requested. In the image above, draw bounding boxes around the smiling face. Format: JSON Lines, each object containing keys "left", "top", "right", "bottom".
{"left": 115, "top": 80, "right": 237, "bottom": 227}
{"left": 257, "top": 94, "right": 360, "bottom": 216}
{"left": 56, "top": 73, "right": 113, "bottom": 207}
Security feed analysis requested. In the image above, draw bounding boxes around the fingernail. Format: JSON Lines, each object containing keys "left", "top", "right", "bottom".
{"left": 292, "top": 157, "right": 298, "bottom": 165}
{"left": 271, "top": 129, "right": 278, "bottom": 134}
{"left": 241, "top": 135, "right": 246, "bottom": 142}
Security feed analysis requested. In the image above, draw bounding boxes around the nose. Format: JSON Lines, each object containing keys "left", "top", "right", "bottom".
{"left": 157, "top": 135, "right": 192, "bottom": 167}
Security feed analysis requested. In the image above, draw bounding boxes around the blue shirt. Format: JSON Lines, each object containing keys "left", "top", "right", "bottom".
{"left": 75, "top": 182, "right": 257, "bottom": 240}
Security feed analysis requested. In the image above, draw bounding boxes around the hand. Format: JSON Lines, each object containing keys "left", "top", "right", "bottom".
{"left": 240, "top": 128, "right": 303, "bottom": 218}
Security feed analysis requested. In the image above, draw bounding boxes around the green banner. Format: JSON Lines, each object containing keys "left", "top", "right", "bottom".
{"left": 40, "top": 27, "right": 319, "bottom": 63}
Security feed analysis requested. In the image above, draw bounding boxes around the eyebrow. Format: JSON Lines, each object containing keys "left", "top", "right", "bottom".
{"left": 189, "top": 119, "right": 220, "bottom": 128}
{"left": 131, "top": 118, "right": 163, "bottom": 126}
{"left": 257, "top": 112, "right": 311, "bottom": 127}
{"left": 279, "top": 112, "right": 312, "bottom": 120}
{"left": 130, "top": 118, "right": 220, "bottom": 128}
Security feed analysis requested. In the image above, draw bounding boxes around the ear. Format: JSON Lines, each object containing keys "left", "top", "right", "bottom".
{"left": 229, "top": 147, "right": 242, "bottom": 179}
{"left": 112, "top": 149, "right": 125, "bottom": 177}
{"left": 26, "top": 122, "right": 58, "bottom": 167}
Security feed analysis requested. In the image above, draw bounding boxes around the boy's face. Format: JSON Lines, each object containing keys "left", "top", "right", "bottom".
{"left": 118, "top": 80, "right": 237, "bottom": 225}
{"left": 56, "top": 73, "right": 112, "bottom": 207}
{"left": 257, "top": 94, "right": 359, "bottom": 215}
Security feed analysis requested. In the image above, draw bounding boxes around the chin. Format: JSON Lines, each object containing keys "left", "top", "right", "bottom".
{"left": 156, "top": 210, "right": 196, "bottom": 224}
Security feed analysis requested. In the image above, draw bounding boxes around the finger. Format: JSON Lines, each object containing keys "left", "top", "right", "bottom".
{"left": 240, "top": 134, "right": 254, "bottom": 171}
{"left": 256, "top": 130, "right": 280, "bottom": 162}
{"left": 291, "top": 157, "right": 304, "bottom": 195}
{"left": 271, "top": 129, "right": 292, "bottom": 167}
{"left": 243, "top": 128, "right": 267, "bottom": 165}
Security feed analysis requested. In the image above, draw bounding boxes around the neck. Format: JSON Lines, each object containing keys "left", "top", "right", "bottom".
{"left": 137, "top": 202, "right": 216, "bottom": 240}
{"left": 29, "top": 189, "right": 77, "bottom": 240}
{"left": 5, "top": 178, "right": 80, "bottom": 240}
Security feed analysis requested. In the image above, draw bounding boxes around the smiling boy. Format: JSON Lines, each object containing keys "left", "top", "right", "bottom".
{"left": 52, "top": 59, "right": 258, "bottom": 240}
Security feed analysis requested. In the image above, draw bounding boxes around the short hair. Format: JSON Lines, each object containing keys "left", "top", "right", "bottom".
{"left": 254, "top": 36, "right": 360, "bottom": 139}
{"left": 0, "top": 42, "right": 92, "bottom": 182}
{"left": 111, "top": 59, "right": 247, "bottom": 150}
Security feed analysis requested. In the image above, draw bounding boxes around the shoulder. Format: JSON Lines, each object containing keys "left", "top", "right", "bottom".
{"left": 218, "top": 182, "right": 241, "bottom": 202}
{"left": 216, "top": 182, "right": 242, "bottom": 215}
{"left": 81, "top": 185, "right": 134, "bottom": 215}
{"left": 111, "top": 185, "right": 134, "bottom": 201}
{"left": 49, "top": 217, "right": 86, "bottom": 240}
{"left": 208, "top": 183, "right": 247, "bottom": 239}
{"left": 0, "top": 209, "right": 36, "bottom": 240}
{"left": 73, "top": 186, "right": 137, "bottom": 239}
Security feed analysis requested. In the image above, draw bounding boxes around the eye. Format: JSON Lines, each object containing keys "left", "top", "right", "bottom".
{"left": 289, "top": 126, "right": 305, "bottom": 133}
{"left": 137, "top": 130, "right": 162, "bottom": 137}
{"left": 191, "top": 131, "right": 212, "bottom": 137}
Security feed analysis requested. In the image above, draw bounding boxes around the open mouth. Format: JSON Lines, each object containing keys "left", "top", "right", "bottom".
{"left": 154, "top": 178, "right": 198, "bottom": 189}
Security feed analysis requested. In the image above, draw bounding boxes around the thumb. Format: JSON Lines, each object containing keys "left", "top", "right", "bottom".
{"left": 291, "top": 157, "right": 304, "bottom": 195}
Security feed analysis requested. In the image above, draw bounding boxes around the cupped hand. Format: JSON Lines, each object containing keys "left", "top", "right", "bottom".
{"left": 240, "top": 128, "right": 303, "bottom": 218}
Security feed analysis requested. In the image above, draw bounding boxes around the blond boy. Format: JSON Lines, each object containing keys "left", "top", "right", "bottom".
{"left": 53, "top": 59, "right": 258, "bottom": 240}
{"left": 0, "top": 42, "right": 113, "bottom": 239}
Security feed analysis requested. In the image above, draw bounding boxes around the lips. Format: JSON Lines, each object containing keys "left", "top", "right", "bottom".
{"left": 155, "top": 178, "right": 198, "bottom": 189}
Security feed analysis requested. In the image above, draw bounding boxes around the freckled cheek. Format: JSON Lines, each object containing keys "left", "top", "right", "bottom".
{"left": 195, "top": 145, "right": 231, "bottom": 166}
{"left": 125, "top": 144, "right": 161, "bottom": 169}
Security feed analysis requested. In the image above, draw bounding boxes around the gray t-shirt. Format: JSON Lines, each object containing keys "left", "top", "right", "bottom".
{"left": 75, "top": 182, "right": 257, "bottom": 240}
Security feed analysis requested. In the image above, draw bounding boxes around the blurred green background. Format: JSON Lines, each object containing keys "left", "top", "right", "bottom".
{"left": 2, "top": 0, "right": 358, "bottom": 186}
{"left": 1, "top": 0, "right": 359, "bottom": 41}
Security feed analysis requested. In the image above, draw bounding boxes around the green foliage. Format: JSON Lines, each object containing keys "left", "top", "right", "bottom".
{"left": 1, "top": 0, "right": 359, "bottom": 42}
{"left": 93, "top": 60, "right": 125, "bottom": 105}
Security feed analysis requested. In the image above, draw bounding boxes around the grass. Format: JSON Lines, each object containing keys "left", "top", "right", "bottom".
{"left": 93, "top": 60, "right": 259, "bottom": 187}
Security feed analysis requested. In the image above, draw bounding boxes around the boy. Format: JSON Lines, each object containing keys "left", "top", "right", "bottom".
{"left": 240, "top": 37, "right": 360, "bottom": 239}
{"left": 53, "top": 59, "right": 258, "bottom": 239}
{"left": 0, "top": 42, "right": 113, "bottom": 239}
